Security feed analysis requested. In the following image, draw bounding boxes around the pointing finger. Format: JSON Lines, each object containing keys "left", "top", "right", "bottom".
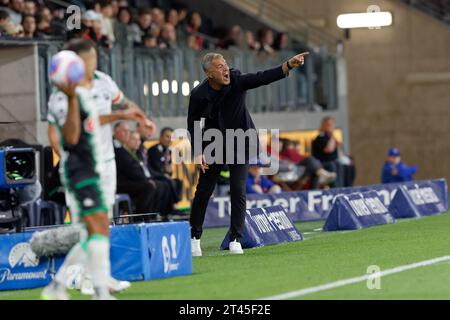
{"left": 298, "top": 51, "right": 310, "bottom": 57}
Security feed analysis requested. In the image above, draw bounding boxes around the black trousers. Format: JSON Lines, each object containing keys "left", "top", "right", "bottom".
{"left": 190, "top": 163, "right": 249, "bottom": 241}
{"left": 298, "top": 156, "right": 323, "bottom": 189}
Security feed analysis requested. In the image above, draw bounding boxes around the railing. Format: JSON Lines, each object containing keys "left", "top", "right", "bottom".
{"left": 33, "top": 43, "right": 338, "bottom": 120}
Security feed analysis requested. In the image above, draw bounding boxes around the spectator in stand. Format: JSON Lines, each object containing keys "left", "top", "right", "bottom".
{"left": 166, "top": 7, "right": 178, "bottom": 27}
{"left": 280, "top": 138, "right": 336, "bottom": 189}
{"left": 135, "top": 7, "right": 152, "bottom": 44}
{"left": 217, "top": 24, "right": 245, "bottom": 50}
{"left": 147, "top": 127, "right": 173, "bottom": 177}
{"left": 186, "top": 11, "right": 205, "bottom": 49}
{"left": 110, "top": 0, "right": 119, "bottom": 16}
{"left": 5, "top": 0, "right": 24, "bottom": 25}
{"left": 257, "top": 27, "right": 275, "bottom": 56}
{"left": 245, "top": 30, "right": 260, "bottom": 51}
{"left": 274, "top": 32, "right": 290, "bottom": 51}
{"left": 99, "top": 0, "right": 115, "bottom": 44}
{"left": 228, "top": 25, "right": 245, "bottom": 49}
{"left": 21, "top": 13, "right": 35, "bottom": 38}
{"left": 147, "top": 127, "right": 183, "bottom": 204}
{"left": 381, "top": 148, "right": 417, "bottom": 183}
{"left": 114, "top": 6, "right": 140, "bottom": 46}
{"left": 22, "top": 0, "right": 35, "bottom": 16}
{"left": 142, "top": 32, "right": 157, "bottom": 48}
{"left": 312, "top": 116, "right": 341, "bottom": 187}
{"left": 158, "top": 22, "right": 176, "bottom": 48}
{"left": 82, "top": 9, "right": 111, "bottom": 48}
{"left": 246, "top": 163, "right": 282, "bottom": 194}
{"left": 0, "top": 9, "right": 16, "bottom": 36}
{"left": 114, "top": 123, "right": 174, "bottom": 221}
{"left": 151, "top": 7, "right": 165, "bottom": 29}
{"left": 35, "top": 6, "right": 52, "bottom": 37}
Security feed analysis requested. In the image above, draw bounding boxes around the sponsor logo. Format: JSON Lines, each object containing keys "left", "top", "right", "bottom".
{"left": 162, "top": 234, "right": 179, "bottom": 273}
{"left": 83, "top": 198, "right": 94, "bottom": 207}
{"left": 0, "top": 242, "right": 47, "bottom": 285}
{"left": 248, "top": 208, "right": 294, "bottom": 234}
{"left": 9, "top": 243, "right": 39, "bottom": 268}
{"left": 347, "top": 197, "right": 389, "bottom": 217}
{"left": 83, "top": 117, "right": 95, "bottom": 133}
{"left": 407, "top": 187, "right": 440, "bottom": 206}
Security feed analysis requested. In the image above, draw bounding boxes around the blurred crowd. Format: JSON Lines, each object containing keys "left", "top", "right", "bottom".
{"left": 0, "top": 0, "right": 292, "bottom": 54}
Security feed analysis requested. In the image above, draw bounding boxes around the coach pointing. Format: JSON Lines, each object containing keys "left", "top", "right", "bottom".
{"left": 187, "top": 51, "right": 309, "bottom": 255}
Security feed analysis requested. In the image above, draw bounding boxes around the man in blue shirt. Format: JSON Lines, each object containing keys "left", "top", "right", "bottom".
{"left": 381, "top": 148, "right": 417, "bottom": 183}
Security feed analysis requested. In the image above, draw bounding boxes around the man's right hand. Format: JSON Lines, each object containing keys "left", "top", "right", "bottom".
{"left": 194, "top": 154, "right": 209, "bottom": 173}
{"left": 54, "top": 81, "right": 78, "bottom": 99}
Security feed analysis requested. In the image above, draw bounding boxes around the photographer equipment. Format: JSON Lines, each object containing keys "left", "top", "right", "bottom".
{"left": 0, "top": 147, "right": 37, "bottom": 233}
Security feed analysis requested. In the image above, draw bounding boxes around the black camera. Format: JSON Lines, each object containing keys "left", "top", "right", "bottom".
{"left": 0, "top": 147, "right": 37, "bottom": 233}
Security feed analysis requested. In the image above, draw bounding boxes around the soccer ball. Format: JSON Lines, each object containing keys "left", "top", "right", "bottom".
{"left": 48, "top": 50, "right": 85, "bottom": 86}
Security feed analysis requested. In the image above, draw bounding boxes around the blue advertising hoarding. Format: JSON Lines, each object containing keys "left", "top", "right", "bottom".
{"left": 205, "top": 179, "right": 448, "bottom": 227}
{"left": 220, "top": 205, "right": 303, "bottom": 250}
{"left": 323, "top": 191, "right": 395, "bottom": 231}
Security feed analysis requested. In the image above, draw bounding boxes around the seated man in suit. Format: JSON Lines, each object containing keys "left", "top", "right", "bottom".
{"left": 146, "top": 127, "right": 183, "bottom": 203}
{"left": 113, "top": 122, "right": 174, "bottom": 221}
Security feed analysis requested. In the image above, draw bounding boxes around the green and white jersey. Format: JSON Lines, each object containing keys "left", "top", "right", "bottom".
{"left": 47, "top": 86, "right": 105, "bottom": 186}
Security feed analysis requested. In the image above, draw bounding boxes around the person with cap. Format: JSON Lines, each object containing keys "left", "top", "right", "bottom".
{"left": 246, "top": 162, "right": 281, "bottom": 194}
{"left": 82, "top": 9, "right": 111, "bottom": 48}
{"left": 381, "top": 148, "right": 417, "bottom": 183}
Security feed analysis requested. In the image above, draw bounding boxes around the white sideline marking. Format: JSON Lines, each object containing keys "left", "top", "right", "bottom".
{"left": 259, "top": 255, "right": 450, "bottom": 300}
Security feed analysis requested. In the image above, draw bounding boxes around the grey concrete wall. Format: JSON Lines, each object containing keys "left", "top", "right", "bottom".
{"left": 0, "top": 45, "right": 40, "bottom": 144}
{"left": 247, "top": 0, "right": 450, "bottom": 185}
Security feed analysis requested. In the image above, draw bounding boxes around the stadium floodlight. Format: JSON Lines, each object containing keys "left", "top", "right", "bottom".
{"left": 143, "top": 84, "right": 148, "bottom": 96}
{"left": 161, "top": 79, "right": 170, "bottom": 94}
{"left": 152, "top": 81, "right": 159, "bottom": 96}
{"left": 182, "top": 82, "right": 190, "bottom": 96}
{"left": 171, "top": 80, "right": 178, "bottom": 94}
{"left": 193, "top": 80, "right": 200, "bottom": 88}
{"left": 337, "top": 11, "right": 392, "bottom": 29}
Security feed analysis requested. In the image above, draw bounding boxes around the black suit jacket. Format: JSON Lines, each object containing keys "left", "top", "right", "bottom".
{"left": 187, "top": 65, "right": 287, "bottom": 160}
{"left": 114, "top": 145, "right": 148, "bottom": 183}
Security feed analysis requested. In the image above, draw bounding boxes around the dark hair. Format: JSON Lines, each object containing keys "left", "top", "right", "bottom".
{"left": 138, "top": 8, "right": 152, "bottom": 16}
{"left": 117, "top": 6, "right": 131, "bottom": 23}
{"left": 273, "top": 32, "right": 287, "bottom": 50}
{"left": 0, "top": 9, "right": 10, "bottom": 20}
{"left": 160, "top": 127, "right": 173, "bottom": 136}
{"left": 257, "top": 27, "right": 272, "bottom": 42}
{"left": 98, "top": 0, "right": 111, "bottom": 8}
{"left": 22, "top": 14, "right": 35, "bottom": 22}
{"left": 63, "top": 38, "right": 95, "bottom": 54}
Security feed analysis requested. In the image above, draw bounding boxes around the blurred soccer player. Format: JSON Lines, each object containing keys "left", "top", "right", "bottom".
{"left": 43, "top": 39, "right": 155, "bottom": 300}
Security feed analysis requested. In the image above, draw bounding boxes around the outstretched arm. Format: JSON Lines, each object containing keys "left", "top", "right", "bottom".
{"left": 238, "top": 51, "right": 309, "bottom": 90}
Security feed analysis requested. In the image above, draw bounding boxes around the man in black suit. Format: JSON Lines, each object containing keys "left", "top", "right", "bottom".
{"left": 147, "top": 127, "right": 183, "bottom": 203}
{"left": 113, "top": 122, "right": 173, "bottom": 221}
{"left": 187, "top": 51, "right": 309, "bottom": 255}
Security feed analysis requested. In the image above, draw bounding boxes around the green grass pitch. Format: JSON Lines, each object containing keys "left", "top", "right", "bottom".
{"left": 1, "top": 212, "right": 450, "bottom": 300}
